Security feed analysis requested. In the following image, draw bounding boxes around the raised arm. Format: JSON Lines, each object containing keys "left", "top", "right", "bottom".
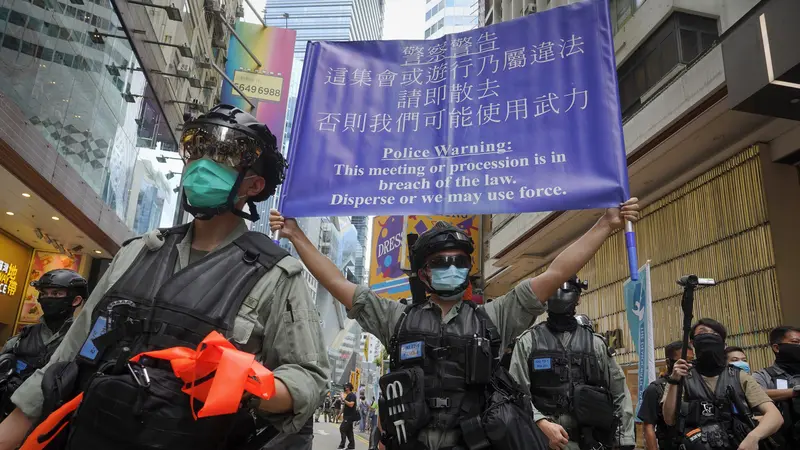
{"left": 530, "top": 198, "right": 640, "bottom": 302}
{"left": 270, "top": 210, "right": 357, "bottom": 309}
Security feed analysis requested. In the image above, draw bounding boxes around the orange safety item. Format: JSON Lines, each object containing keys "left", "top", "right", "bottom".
{"left": 130, "top": 330, "right": 275, "bottom": 418}
{"left": 20, "top": 393, "right": 83, "bottom": 450}
{"left": 21, "top": 331, "right": 274, "bottom": 450}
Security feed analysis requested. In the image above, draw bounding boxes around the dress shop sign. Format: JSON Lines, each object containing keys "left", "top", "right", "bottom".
{"left": 280, "top": 0, "right": 630, "bottom": 217}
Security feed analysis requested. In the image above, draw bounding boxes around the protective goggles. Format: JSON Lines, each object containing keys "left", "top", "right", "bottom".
{"left": 425, "top": 230, "right": 472, "bottom": 246}
{"left": 180, "top": 124, "right": 264, "bottom": 168}
{"left": 427, "top": 254, "right": 472, "bottom": 269}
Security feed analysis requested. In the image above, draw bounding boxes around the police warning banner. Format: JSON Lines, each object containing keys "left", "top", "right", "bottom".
{"left": 280, "top": 0, "right": 629, "bottom": 217}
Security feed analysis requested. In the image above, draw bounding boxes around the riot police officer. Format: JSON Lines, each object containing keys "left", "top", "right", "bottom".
{"left": 270, "top": 198, "right": 640, "bottom": 449}
{"left": 0, "top": 269, "right": 86, "bottom": 417}
{"left": 509, "top": 277, "right": 636, "bottom": 450}
{"left": 0, "top": 105, "right": 329, "bottom": 450}
{"left": 753, "top": 325, "right": 800, "bottom": 449}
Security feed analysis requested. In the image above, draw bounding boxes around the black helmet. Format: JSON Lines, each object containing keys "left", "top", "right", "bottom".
{"left": 409, "top": 222, "right": 474, "bottom": 299}
{"left": 546, "top": 276, "right": 588, "bottom": 315}
{"left": 179, "top": 104, "right": 288, "bottom": 220}
{"left": 31, "top": 269, "right": 88, "bottom": 299}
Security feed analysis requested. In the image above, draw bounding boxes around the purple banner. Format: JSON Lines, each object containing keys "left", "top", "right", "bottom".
{"left": 281, "top": 0, "right": 629, "bottom": 217}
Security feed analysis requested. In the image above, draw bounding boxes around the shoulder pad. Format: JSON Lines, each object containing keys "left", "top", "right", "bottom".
{"left": 276, "top": 255, "right": 304, "bottom": 276}
{"left": 593, "top": 333, "right": 615, "bottom": 356}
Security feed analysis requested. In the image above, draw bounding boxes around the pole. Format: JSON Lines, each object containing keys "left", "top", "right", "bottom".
{"left": 219, "top": 12, "right": 262, "bottom": 68}
{"left": 243, "top": 0, "right": 267, "bottom": 28}
{"left": 626, "top": 221, "right": 638, "bottom": 281}
{"left": 674, "top": 275, "right": 716, "bottom": 436}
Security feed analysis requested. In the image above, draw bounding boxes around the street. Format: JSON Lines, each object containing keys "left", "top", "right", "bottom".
{"left": 311, "top": 419, "right": 371, "bottom": 450}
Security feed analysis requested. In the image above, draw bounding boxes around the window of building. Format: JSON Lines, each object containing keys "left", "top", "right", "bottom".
{"left": 617, "top": 12, "right": 718, "bottom": 121}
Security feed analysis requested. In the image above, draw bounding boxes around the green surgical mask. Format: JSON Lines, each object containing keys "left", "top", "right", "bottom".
{"left": 182, "top": 159, "right": 240, "bottom": 208}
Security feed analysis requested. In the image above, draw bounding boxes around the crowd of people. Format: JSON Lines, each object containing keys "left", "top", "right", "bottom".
{"left": 638, "top": 321, "right": 799, "bottom": 450}
{"left": 0, "top": 104, "right": 794, "bottom": 450}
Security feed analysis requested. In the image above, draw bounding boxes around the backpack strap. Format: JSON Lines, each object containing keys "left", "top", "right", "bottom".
{"left": 232, "top": 231, "right": 290, "bottom": 272}
{"left": 388, "top": 302, "right": 419, "bottom": 371}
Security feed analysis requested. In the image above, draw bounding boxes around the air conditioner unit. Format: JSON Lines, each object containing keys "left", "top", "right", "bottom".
{"left": 235, "top": 5, "right": 244, "bottom": 18}
{"left": 203, "top": 0, "right": 219, "bottom": 11}
{"left": 177, "top": 61, "right": 193, "bottom": 77}
{"left": 204, "top": 76, "right": 218, "bottom": 88}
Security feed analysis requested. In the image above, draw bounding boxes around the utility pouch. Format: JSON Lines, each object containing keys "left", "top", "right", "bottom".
{"left": 378, "top": 367, "right": 430, "bottom": 450}
{"left": 573, "top": 384, "right": 615, "bottom": 430}
{"left": 465, "top": 336, "right": 492, "bottom": 385}
{"left": 699, "top": 423, "right": 729, "bottom": 448}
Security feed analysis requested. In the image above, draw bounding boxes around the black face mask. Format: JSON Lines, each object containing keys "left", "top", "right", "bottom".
{"left": 692, "top": 333, "right": 726, "bottom": 377}
{"left": 775, "top": 343, "right": 800, "bottom": 373}
{"left": 546, "top": 312, "right": 578, "bottom": 333}
{"left": 38, "top": 296, "right": 74, "bottom": 324}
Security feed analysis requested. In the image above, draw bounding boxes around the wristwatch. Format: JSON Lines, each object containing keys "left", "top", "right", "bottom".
{"left": 667, "top": 377, "right": 681, "bottom": 385}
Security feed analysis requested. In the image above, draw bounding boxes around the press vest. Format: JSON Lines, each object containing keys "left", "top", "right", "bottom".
{"left": 681, "top": 366, "right": 749, "bottom": 448}
{"left": 761, "top": 365, "right": 799, "bottom": 446}
{"left": 68, "top": 224, "right": 290, "bottom": 450}
{"left": 389, "top": 300, "right": 500, "bottom": 431}
{"left": 527, "top": 323, "right": 606, "bottom": 416}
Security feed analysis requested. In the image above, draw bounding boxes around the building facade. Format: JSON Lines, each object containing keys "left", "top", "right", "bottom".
{"left": 0, "top": 0, "right": 244, "bottom": 336}
{"left": 425, "top": 0, "right": 479, "bottom": 39}
{"left": 481, "top": 0, "right": 800, "bottom": 413}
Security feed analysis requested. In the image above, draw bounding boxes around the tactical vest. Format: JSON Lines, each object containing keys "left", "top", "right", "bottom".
{"left": 13, "top": 323, "right": 49, "bottom": 378}
{"left": 67, "top": 223, "right": 290, "bottom": 450}
{"left": 389, "top": 300, "right": 500, "bottom": 430}
{"left": 681, "top": 366, "right": 749, "bottom": 448}
{"left": 527, "top": 323, "right": 606, "bottom": 416}
{"left": 762, "top": 365, "right": 799, "bottom": 446}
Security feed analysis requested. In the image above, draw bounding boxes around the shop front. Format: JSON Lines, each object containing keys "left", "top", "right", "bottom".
{"left": 0, "top": 164, "right": 102, "bottom": 345}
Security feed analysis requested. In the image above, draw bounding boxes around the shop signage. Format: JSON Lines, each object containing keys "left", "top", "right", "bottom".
{"left": 0, "top": 260, "right": 19, "bottom": 296}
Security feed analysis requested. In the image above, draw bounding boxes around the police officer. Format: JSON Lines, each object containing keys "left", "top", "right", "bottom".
{"left": 753, "top": 326, "right": 800, "bottom": 449}
{"left": 663, "top": 319, "right": 783, "bottom": 450}
{"left": 509, "top": 277, "right": 636, "bottom": 450}
{"left": 638, "top": 341, "right": 694, "bottom": 450}
{"left": 0, "top": 269, "right": 86, "bottom": 417}
{"left": 0, "top": 105, "right": 329, "bottom": 450}
{"left": 270, "top": 198, "right": 640, "bottom": 449}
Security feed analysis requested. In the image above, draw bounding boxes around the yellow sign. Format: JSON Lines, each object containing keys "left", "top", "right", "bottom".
{"left": 232, "top": 70, "right": 283, "bottom": 102}
{"left": 0, "top": 260, "right": 18, "bottom": 296}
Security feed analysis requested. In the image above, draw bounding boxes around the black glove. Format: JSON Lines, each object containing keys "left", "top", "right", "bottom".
{"left": 617, "top": 446, "right": 635, "bottom": 450}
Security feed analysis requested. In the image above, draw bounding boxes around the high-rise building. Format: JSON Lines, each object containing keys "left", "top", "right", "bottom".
{"left": 424, "top": 0, "right": 479, "bottom": 39}
{"left": 481, "top": 0, "right": 800, "bottom": 374}
{"left": 263, "top": 0, "right": 384, "bottom": 140}
{"left": 350, "top": 216, "right": 368, "bottom": 284}
{"left": 0, "top": 0, "right": 246, "bottom": 335}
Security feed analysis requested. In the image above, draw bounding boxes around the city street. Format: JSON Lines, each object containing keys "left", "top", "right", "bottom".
{"left": 311, "top": 420, "right": 370, "bottom": 450}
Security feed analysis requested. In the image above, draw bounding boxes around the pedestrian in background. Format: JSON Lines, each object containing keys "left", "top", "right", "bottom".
{"left": 358, "top": 393, "right": 369, "bottom": 433}
{"left": 753, "top": 325, "right": 800, "bottom": 449}
{"left": 339, "top": 383, "right": 358, "bottom": 450}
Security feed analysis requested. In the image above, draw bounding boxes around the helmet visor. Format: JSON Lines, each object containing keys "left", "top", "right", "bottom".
{"left": 180, "top": 124, "right": 264, "bottom": 168}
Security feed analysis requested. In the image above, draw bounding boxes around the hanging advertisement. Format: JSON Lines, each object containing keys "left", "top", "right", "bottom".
{"left": 221, "top": 23, "right": 297, "bottom": 150}
{"left": 368, "top": 216, "right": 410, "bottom": 301}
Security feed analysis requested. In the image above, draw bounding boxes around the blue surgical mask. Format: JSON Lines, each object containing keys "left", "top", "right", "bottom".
{"left": 430, "top": 265, "right": 469, "bottom": 292}
{"left": 730, "top": 360, "right": 750, "bottom": 374}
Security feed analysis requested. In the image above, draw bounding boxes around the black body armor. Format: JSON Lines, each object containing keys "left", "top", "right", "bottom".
{"left": 390, "top": 300, "right": 500, "bottom": 431}
{"left": 64, "top": 224, "right": 290, "bottom": 450}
